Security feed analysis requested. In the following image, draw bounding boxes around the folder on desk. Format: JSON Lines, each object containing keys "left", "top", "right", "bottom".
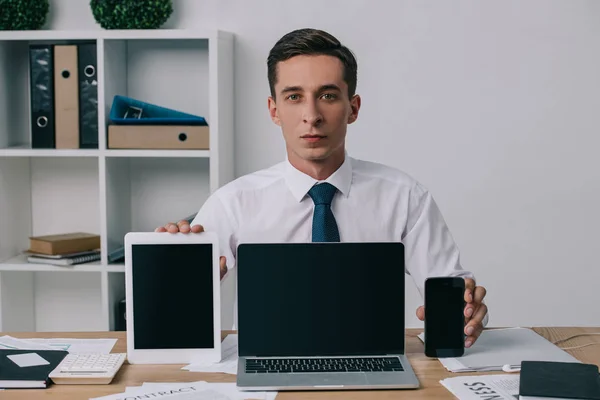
{"left": 0, "top": 349, "right": 68, "bottom": 389}
{"left": 420, "top": 328, "right": 580, "bottom": 372}
{"left": 519, "top": 360, "right": 600, "bottom": 400}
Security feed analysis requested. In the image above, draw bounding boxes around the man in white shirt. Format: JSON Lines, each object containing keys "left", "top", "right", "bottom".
{"left": 156, "top": 28, "right": 488, "bottom": 348}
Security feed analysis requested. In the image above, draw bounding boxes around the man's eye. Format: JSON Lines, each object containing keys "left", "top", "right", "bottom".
{"left": 288, "top": 94, "right": 300, "bottom": 101}
{"left": 322, "top": 93, "right": 337, "bottom": 100}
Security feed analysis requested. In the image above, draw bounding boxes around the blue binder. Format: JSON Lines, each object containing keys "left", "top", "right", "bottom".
{"left": 109, "top": 95, "right": 208, "bottom": 125}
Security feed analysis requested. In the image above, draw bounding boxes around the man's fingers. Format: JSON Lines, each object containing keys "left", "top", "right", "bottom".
{"left": 465, "top": 296, "right": 488, "bottom": 325}
{"left": 191, "top": 224, "right": 204, "bottom": 233}
{"left": 472, "top": 303, "right": 488, "bottom": 326}
{"left": 464, "top": 303, "right": 475, "bottom": 321}
{"left": 464, "top": 278, "right": 476, "bottom": 303}
{"left": 176, "top": 220, "right": 191, "bottom": 233}
{"left": 416, "top": 305, "right": 425, "bottom": 321}
{"left": 465, "top": 303, "right": 488, "bottom": 336}
{"left": 473, "top": 286, "right": 487, "bottom": 304}
{"left": 464, "top": 323, "right": 483, "bottom": 348}
{"left": 155, "top": 226, "right": 167, "bottom": 232}
{"left": 164, "top": 222, "right": 179, "bottom": 233}
{"left": 219, "top": 256, "right": 228, "bottom": 280}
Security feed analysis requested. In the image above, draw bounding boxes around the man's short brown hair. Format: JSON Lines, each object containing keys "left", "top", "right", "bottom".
{"left": 267, "top": 28, "right": 358, "bottom": 100}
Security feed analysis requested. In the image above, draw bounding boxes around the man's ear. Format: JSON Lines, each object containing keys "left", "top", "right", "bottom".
{"left": 268, "top": 96, "right": 281, "bottom": 126}
{"left": 347, "top": 94, "right": 361, "bottom": 124}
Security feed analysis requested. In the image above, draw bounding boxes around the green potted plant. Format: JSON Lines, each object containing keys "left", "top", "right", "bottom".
{"left": 0, "top": 0, "right": 49, "bottom": 30}
{"left": 90, "top": 0, "right": 174, "bottom": 30}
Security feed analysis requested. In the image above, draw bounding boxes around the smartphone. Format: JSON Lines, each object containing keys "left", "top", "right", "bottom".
{"left": 424, "top": 276, "right": 466, "bottom": 358}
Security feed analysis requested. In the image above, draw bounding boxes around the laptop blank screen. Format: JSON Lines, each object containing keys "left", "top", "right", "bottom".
{"left": 237, "top": 242, "right": 405, "bottom": 357}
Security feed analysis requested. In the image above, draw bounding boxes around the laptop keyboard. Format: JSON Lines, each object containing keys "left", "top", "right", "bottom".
{"left": 245, "top": 357, "right": 404, "bottom": 373}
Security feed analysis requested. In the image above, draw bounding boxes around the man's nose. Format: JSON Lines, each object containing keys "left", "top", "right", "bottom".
{"left": 302, "top": 100, "right": 323, "bottom": 125}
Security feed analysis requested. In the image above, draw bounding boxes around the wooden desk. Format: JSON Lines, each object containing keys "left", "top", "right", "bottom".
{"left": 1, "top": 327, "right": 599, "bottom": 399}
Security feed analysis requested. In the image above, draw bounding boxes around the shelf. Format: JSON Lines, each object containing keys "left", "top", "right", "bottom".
{"left": 0, "top": 146, "right": 101, "bottom": 157}
{"left": 0, "top": 147, "right": 211, "bottom": 158}
{"left": 0, "top": 27, "right": 234, "bottom": 332}
{"left": 0, "top": 29, "right": 232, "bottom": 42}
{"left": 0, "top": 255, "right": 125, "bottom": 272}
{"left": 103, "top": 149, "right": 210, "bottom": 158}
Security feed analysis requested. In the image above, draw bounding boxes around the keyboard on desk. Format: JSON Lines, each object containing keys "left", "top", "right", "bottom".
{"left": 245, "top": 356, "right": 405, "bottom": 373}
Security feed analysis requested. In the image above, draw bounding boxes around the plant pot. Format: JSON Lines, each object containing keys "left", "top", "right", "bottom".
{"left": 0, "top": 0, "right": 49, "bottom": 30}
{"left": 90, "top": 0, "right": 173, "bottom": 30}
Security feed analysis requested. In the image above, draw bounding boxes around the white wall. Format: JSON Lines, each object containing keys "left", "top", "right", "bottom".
{"left": 45, "top": 0, "right": 600, "bottom": 328}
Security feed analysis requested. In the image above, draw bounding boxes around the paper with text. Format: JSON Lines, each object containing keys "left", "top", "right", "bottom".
{"left": 440, "top": 374, "right": 520, "bottom": 399}
{"left": 440, "top": 374, "right": 572, "bottom": 400}
{"left": 90, "top": 381, "right": 277, "bottom": 400}
{"left": 141, "top": 381, "right": 277, "bottom": 400}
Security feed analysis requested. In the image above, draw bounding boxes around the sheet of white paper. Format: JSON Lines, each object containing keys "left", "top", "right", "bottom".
{"left": 0, "top": 335, "right": 55, "bottom": 351}
{"left": 183, "top": 334, "right": 238, "bottom": 374}
{"left": 90, "top": 381, "right": 277, "bottom": 400}
{"left": 124, "top": 386, "right": 144, "bottom": 393}
{"left": 7, "top": 352, "right": 50, "bottom": 368}
{"left": 419, "top": 328, "right": 576, "bottom": 373}
{"left": 141, "top": 381, "right": 278, "bottom": 400}
{"left": 440, "top": 374, "right": 520, "bottom": 399}
{"left": 417, "top": 332, "right": 470, "bottom": 371}
{"left": 25, "top": 338, "right": 117, "bottom": 354}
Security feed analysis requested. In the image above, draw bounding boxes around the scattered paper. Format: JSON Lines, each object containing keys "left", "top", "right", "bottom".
{"left": 141, "top": 382, "right": 277, "bottom": 400}
{"left": 25, "top": 338, "right": 117, "bottom": 354}
{"left": 183, "top": 334, "right": 238, "bottom": 374}
{"left": 0, "top": 335, "right": 55, "bottom": 351}
{"left": 90, "top": 380, "right": 277, "bottom": 400}
{"left": 440, "top": 374, "right": 521, "bottom": 399}
{"left": 418, "top": 327, "right": 578, "bottom": 373}
{"left": 7, "top": 352, "right": 50, "bottom": 368}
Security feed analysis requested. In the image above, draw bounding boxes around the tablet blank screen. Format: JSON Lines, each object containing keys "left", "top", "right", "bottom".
{"left": 131, "top": 243, "right": 214, "bottom": 349}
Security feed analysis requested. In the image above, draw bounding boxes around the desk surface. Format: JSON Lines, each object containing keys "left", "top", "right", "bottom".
{"left": 1, "top": 327, "right": 599, "bottom": 399}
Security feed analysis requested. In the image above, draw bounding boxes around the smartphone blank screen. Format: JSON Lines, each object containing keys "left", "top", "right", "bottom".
{"left": 425, "top": 277, "right": 465, "bottom": 357}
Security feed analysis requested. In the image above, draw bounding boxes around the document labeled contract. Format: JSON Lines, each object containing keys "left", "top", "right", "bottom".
{"left": 92, "top": 380, "right": 278, "bottom": 400}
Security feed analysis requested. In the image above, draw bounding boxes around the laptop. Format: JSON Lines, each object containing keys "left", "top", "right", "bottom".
{"left": 235, "top": 242, "right": 420, "bottom": 391}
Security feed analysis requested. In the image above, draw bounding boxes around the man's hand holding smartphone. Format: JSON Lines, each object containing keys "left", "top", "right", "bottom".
{"left": 462, "top": 278, "right": 488, "bottom": 348}
{"left": 417, "top": 277, "right": 488, "bottom": 352}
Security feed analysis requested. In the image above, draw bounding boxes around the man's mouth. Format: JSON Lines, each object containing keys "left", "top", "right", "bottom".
{"left": 301, "top": 134, "right": 326, "bottom": 142}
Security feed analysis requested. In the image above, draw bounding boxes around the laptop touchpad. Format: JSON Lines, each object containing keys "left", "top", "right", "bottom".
{"left": 304, "top": 373, "right": 369, "bottom": 387}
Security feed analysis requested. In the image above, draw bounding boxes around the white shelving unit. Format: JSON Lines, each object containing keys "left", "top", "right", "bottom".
{"left": 0, "top": 29, "right": 235, "bottom": 332}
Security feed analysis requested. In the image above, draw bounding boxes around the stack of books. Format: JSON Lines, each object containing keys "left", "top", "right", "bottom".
{"left": 25, "top": 232, "right": 101, "bottom": 266}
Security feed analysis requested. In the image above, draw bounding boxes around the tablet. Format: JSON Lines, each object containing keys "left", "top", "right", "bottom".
{"left": 124, "top": 231, "right": 221, "bottom": 364}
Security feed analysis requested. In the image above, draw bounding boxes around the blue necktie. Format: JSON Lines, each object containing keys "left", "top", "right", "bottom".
{"left": 308, "top": 183, "right": 340, "bottom": 242}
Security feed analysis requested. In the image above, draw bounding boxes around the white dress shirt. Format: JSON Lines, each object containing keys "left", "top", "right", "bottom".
{"left": 192, "top": 154, "right": 476, "bottom": 299}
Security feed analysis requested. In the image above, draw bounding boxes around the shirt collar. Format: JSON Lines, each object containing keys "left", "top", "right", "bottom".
{"left": 285, "top": 153, "right": 353, "bottom": 202}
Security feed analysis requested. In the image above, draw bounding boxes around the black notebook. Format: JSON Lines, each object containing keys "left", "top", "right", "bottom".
{"left": 0, "top": 349, "right": 68, "bottom": 389}
{"left": 519, "top": 360, "right": 600, "bottom": 400}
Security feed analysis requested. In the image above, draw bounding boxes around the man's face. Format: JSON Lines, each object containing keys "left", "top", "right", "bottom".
{"left": 268, "top": 55, "right": 360, "bottom": 163}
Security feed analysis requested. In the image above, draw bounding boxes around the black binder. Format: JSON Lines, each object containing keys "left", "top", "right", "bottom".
{"left": 0, "top": 349, "right": 68, "bottom": 389}
{"left": 77, "top": 42, "right": 98, "bottom": 149}
{"left": 29, "top": 44, "right": 55, "bottom": 149}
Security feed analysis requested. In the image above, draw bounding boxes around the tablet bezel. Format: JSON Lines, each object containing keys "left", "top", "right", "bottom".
{"left": 124, "top": 231, "right": 221, "bottom": 364}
